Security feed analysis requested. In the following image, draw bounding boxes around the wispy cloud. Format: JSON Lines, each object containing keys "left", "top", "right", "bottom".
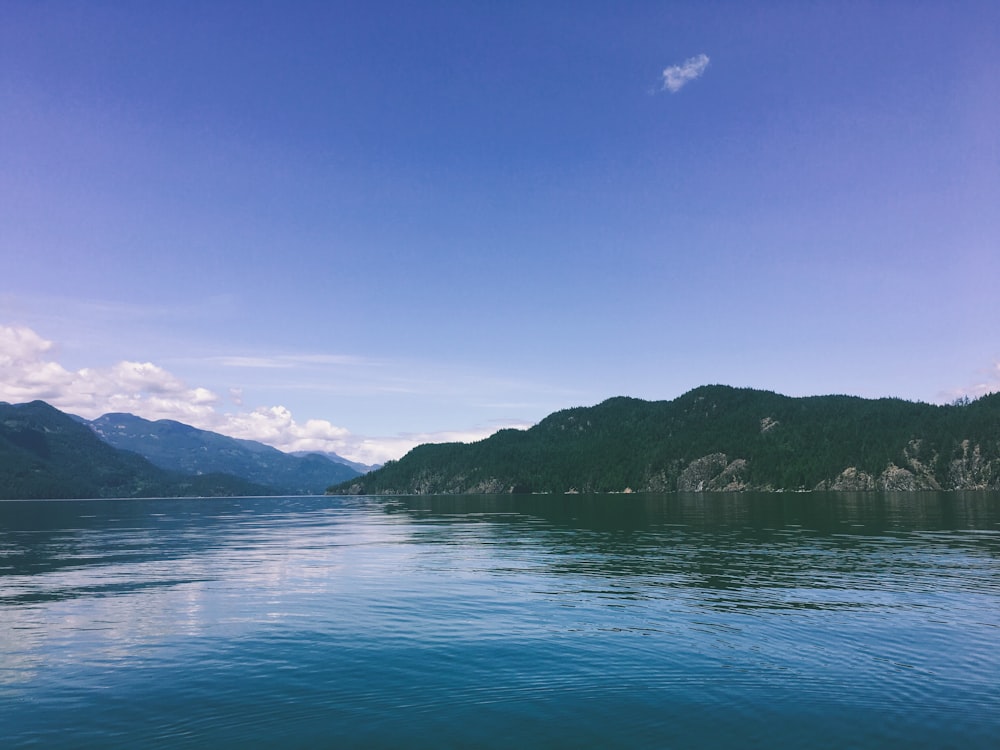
{"left": 209, "top": 356, "right": 298, "bottom": 369}
{"left": 660, "top": 53, "right": 710, "bottom": 93}
{"left": 0, "top": 324, "right": 530, "bottom": 464}
{"left": 207, "top": 353, "right": 370, "bottom": 369}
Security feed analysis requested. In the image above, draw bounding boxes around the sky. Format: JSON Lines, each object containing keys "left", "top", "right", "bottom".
{"left": 2, "top": 1, "right": 999, "bottom": 464}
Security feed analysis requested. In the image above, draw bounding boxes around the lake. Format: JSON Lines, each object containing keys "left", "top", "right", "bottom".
{"left": 2, "top": 492, "right": 999, "bottom": 748}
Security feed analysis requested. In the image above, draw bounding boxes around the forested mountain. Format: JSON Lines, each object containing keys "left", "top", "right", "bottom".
{"left": 88, "top": 413, "right": 360, "bottom": 495}
{"left": 0, "top": 401, "right": 274, "bottom": 499}
{"left": 330, "top": 386, "right": 1000, "bottom": 495}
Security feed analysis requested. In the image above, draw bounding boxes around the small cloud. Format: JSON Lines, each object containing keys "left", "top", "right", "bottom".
{"left": 661, "top": 53, "right": 710, "bottom": 93}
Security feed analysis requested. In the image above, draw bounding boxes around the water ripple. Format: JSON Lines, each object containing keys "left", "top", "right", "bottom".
{"left": 2, "top": 493, "right": 999, "bottom": 748}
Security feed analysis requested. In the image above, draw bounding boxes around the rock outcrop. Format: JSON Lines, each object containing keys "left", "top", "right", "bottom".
{"left": 676, "top": 454, "right": 750, "bottom": 492}
{"left": 946, "top": 440, "right": 998, "bottom": 490}
{"left": 814, "top": 440, "right": 998, "bottom": 492}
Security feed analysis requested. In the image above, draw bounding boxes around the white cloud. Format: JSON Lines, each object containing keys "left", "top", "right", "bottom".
{"left": 661, "top": 53, "right": 710, "bottom": 93}
{"left": 0, "top": 325, "right": 221, "bottom": 422}
{"left": 0, "top": 324, "right": 529, "bottom": 465}
{"left": 217, "top": 405, "right": 347, "bottom": 449}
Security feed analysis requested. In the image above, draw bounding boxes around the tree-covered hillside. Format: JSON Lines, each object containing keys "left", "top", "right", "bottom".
{"left": 0, "top": 401, "right": 275, "bottom": 499}
{"left": 330, "top": 386, "right": 1000, "bottom": 495}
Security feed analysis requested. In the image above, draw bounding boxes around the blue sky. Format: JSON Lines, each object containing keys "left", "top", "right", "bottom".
{"left": 2, "top": 1, "right": 998, "bottom": 463}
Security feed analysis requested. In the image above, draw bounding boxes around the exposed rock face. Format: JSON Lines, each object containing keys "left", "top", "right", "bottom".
{"left": 813, "top": 440, "right": 1000, "bottom": 492}
{"left": 465, "top": 478, "right": 510, "bottom": 494}
{"left": 820, "top": 467, "right": 876, "bottom": 491}
{"left": 676, "top": 454, "right": 750, "bottom": 492}
{"left": 661, "top": 438, "right": 997, "bottom": 494}
{"left": 946, "top": 440, "right": 998, "bottom": 490}
{"left": 896, "top": 439, "right": 942, "bottom": 489}
{"left": 641, "top": 472, "right": 667, "bottom": 492}
{"left": 877, "top": 464, "right": 939, "bottom": 491}
{"left": 818, "top": 463, "right": 941, "bottom": 491}
{"left": 677, "top": 453, "right": 728, "bottom": 491}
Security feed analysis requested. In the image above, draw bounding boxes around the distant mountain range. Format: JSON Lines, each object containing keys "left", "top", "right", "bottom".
{"left": 330, "top": 385, "right": 1000, "bottom": 495}
{"left": 88, "top": 412, "right": 363, "bottom": 494}
{"left": 0, "top": 401, "right": 363, "bottom": 499}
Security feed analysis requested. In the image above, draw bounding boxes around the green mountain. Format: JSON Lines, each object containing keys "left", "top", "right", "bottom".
{"left": 0, "top": 401, "right": 274, "bottom": 499}
{"left": 330, "top": 386, "right": 1000, "bottom": 495}
{"left": 88, "top": 413, "right": 360, "bottom": 494}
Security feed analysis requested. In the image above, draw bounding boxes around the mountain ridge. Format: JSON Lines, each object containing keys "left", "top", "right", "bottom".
{"left": 0, "top": 400, "right": 275, "bottom": 499}
{"left": 87, "top": 412, "right": 361, "bottom": 494}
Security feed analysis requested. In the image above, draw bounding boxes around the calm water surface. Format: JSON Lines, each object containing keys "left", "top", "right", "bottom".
{"left": 2, "top": 492, "right": 999, "bottom": 748}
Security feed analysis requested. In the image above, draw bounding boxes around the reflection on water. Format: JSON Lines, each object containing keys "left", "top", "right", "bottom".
{"left": 1, "top": 492, "right": 999, "bottom": 749}
{"left": 390, "top": 492, "right": 1000, "bottom": 598}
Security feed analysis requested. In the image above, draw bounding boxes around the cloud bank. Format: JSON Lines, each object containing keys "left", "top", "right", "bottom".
{"left": 661, "top": 53, "right": 710, "bottom": 93}
{"left": 0, "top": 325, "right": 527, "bottom": 465}
{"left": 0, "top": 326, "right": 218, "bottom": 422}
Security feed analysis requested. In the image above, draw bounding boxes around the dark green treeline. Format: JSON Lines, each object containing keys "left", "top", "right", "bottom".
{"left": 331, "top": 386, "right": 1000, "bottom": 495}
